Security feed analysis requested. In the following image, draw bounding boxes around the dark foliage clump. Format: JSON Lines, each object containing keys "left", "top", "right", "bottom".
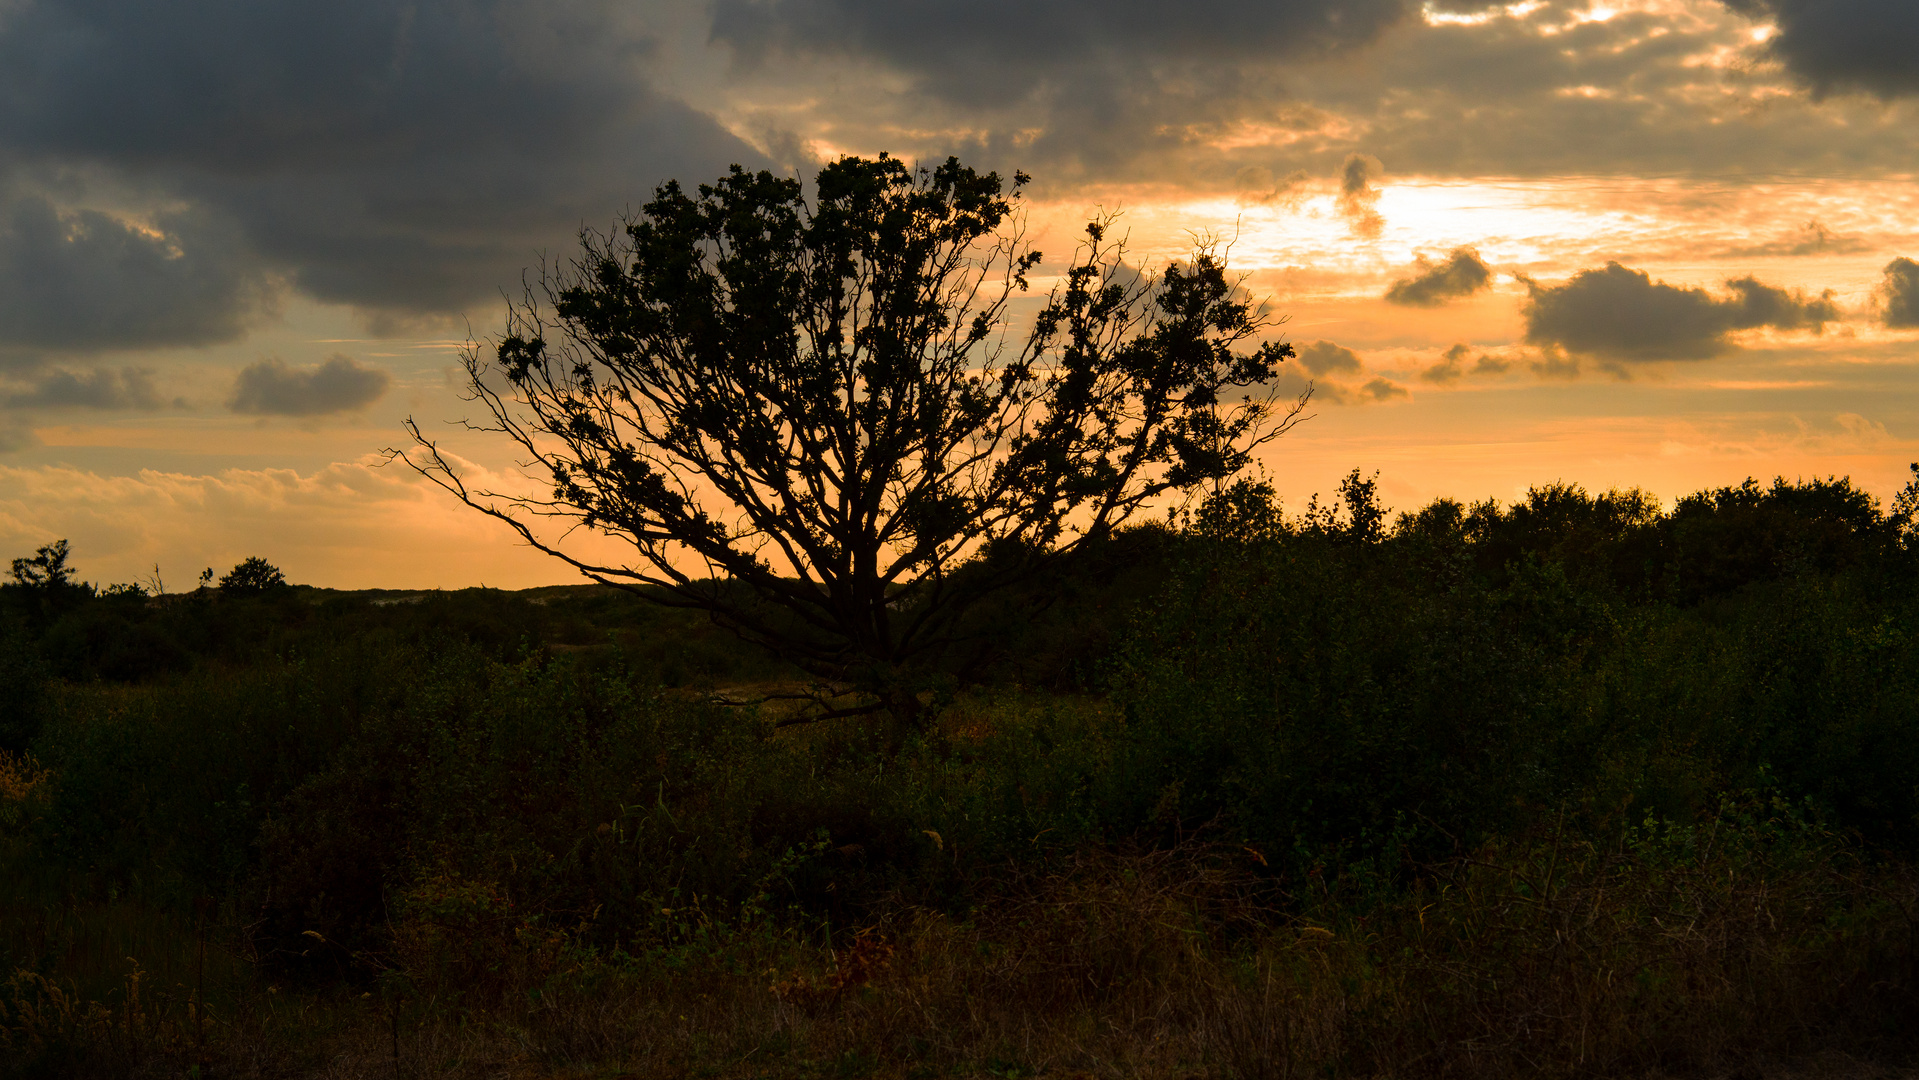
{"left": 217, "top": 556, "right": 287, "bottom": 594}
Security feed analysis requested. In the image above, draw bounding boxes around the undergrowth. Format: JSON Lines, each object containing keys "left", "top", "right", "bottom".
{"left": 3, "top": 472, "right": 1919, "bottom": 1077}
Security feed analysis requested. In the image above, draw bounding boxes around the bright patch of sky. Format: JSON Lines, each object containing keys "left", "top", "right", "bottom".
{"left": 0, "top": 0, "right": 1915, "bottom": 586}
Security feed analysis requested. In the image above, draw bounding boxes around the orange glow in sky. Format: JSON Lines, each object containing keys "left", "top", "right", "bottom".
{"left": 1, "top": 0, "right": 1916, "bottom": 587}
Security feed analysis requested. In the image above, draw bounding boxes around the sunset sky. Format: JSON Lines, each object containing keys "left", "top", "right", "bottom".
{"left": 1, "top": 0, "right": 1917, "bottom": 588}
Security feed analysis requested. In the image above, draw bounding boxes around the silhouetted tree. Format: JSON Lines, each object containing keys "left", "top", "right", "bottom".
{"left": 219, "top": 557, "right": 288, "bottom": 594}
{"left": 10, "top": 539, "right": 77, "bottom": 591}
{"left": 6, "top": 539, "right": 92, "bottom": 628}
{"left": 401, "top": 155, "right": 1306, "bottom": 726}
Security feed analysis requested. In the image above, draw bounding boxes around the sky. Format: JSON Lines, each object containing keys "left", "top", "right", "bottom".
{"left": 1, "top": 0, "right": 1917, "bottom": 588}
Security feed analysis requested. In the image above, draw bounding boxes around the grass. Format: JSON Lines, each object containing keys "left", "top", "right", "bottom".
{"left": 3, "top": 715, "right": 1915, "bottom": 1079}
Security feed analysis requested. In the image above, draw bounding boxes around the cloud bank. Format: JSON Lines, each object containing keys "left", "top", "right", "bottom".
{"left": 0, "top": 192, "right": 261, "bottom": 360}
{"left": 712, "top": 0, "right": 1412, "bottom": 106}
{"left": 0, "top": 0, "right": 767, "bottom": 356}
{"left": 4, "top": 368, "right": 168, "bottom": 410}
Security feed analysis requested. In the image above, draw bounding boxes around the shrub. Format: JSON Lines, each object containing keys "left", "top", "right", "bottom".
{"left": 217, "top": 557, "right": 287, "bottom": 594}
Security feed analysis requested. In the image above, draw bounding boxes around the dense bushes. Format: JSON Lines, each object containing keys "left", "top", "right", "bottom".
{"left": 3, "top": 471, "right": 1919, "bottom": 1075}
{"left": 1096, "top": 474, "right": 1919, "bottom": 872}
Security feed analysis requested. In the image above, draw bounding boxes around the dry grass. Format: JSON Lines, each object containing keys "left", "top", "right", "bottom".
{"left": 0, "top": 750, "right": 49, "bottom": 833}
{"left": 7, "top": 828, "right": 1915, "bottom": 1080}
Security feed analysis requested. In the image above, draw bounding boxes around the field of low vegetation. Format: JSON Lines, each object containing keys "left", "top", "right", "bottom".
{"left": 3, "top": 473, "right": 1918, "bottom": 1079}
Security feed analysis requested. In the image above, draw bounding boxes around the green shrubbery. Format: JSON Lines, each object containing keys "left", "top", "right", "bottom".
{"left": 3, "top": 472, "right": 1918, "bottom": 1076}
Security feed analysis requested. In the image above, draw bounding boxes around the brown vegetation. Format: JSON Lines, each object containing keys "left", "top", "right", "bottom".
{"left": 5, "top": 823, "right": 1914, "bottom": 1079}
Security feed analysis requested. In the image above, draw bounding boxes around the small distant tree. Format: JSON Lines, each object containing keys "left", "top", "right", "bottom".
{"left": 10, "top": 540, "right": 77, "bottom": 591}
{"left": 402, "top": 155, "right": 1307, "bottom": 727}
{"left": 219, "top": 557, "right": 288, "bottom": 594}
{"left": 5, "top": 539, "right": 92, "bottom": 633}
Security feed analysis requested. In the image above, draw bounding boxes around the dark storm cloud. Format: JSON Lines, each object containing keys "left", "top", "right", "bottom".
{"left": 1723, "top": 0, "right": 1919, "bottom": 99}
{"left": 1880, "top": 258, "right": 1919, "bottom": 328}
{"left": 1296, "top": 3, "right": 1912, "bottom": 181}
{"left": 188, "top": 94, "right": 757, "bottom": 314}
{"left": 710, "top": 0, "right": 1433, "bottom": 186}
{"left": 1297, "top": 340, "right": 1364, "bottom": 377}
{"left": 712, "top": 0, "right": 1412, "bottom": 106}
{"left": 1522, "top": 262, "right": 1840, "bottom": 362}
{"left": 1385, "top": 248, "right": 1492, "bottom": 307}
{"left": 4, "top": 368, "right": 167, "bottom": 410}
{"left": 0, "top": 0, "right": 766, "bottom": 337}
{"left": 228, "top": 355, "right": 389, "bottom": 416}
{"left": 700, "top": 0, "right": 1919, "bottom": 195}
{"left": 0, "top": 191, "right": 259, "bottom": 357}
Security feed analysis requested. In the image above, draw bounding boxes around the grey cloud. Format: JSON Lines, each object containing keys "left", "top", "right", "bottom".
{"left": 1522, "top": 262, "right": 1840, "bottom": 362}
{"left": 1268, "top": 366, "right": 1326, "bottom": 404}
{"left": 0, "top": 0, "right": 767, "bottom": 326}
{"left": 1723, "top": 0, "right": 1919, "bottom": 99}
{"left": 1270, "top": 339, "right": 1404, "bottom": 406}
{"left": 1880, "top": 258, "right": 1919, "bottom": 328}
{"left": 1289, "top": 4, "right": 1919, "bottom": 181}
{"left": 0, "top": 190, "right": 260, "bottom": 355}
{"left": 1422, "top": 342, "right": 1511, "bottom": 383}
{"left": 1297, "top": 339, "right": 1363, "bottom": 376}
{"left": 1284, "top": 340, "right": 1402, "bottom": 405}
{"left": 703, "top": 0, "right": 1919, "bottom": 197}
{"left": 1423, "top": 343, "right": 1471, "bottom": 384}
{"left": 1531, "top": 353, "right": 1581, "bottom": 379}
{"left": 228, "top": 354, "right": 389, "bottom": 416}
{"left": 713, "top": 0, "right": 1412, "bottom": 107}
{"left": 1722, "top": 275, "right": 1840, "bottom": 330}
{"left": 1359, "top": 376, "right": 1407, "bottom": 401}
{"left": 710, "top": 0, "right": 1420, "bottom": 190}
{"left": 1719, "top": 220, "right": 1872, "bottom": 258}
{"left": 1385, "top": 247, "right": 1492, "bottom": 307}
{"left": 0, "top": 415, "right": 38, "bottom": 451}
{"left": 1235, "top": 165, "right": 1310, "bottom": 208}
{"left": 4, "top": 367, "right": 168, "bottom": 410}
{"left": 1427, "top": 347, "right": 1466, "bottom": 383}
{"left": 190, "top": 96, "right": 758, "bottom": 314}
{"left": 1336, "top": 153, "right": 1384, "bottom": 240}
{"left": 1308, "top": 6, "right": 1893, "bottom": 178}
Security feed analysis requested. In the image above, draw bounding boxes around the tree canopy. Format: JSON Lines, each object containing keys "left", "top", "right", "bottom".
{"left": 219, "top": 556, "right": 288, "bottom": 594}
{"left": 402, "top": 154, "right": 1304, "bottom": 723}
{"left": 9, "top": 539, "right": 77, "bottom": 591}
